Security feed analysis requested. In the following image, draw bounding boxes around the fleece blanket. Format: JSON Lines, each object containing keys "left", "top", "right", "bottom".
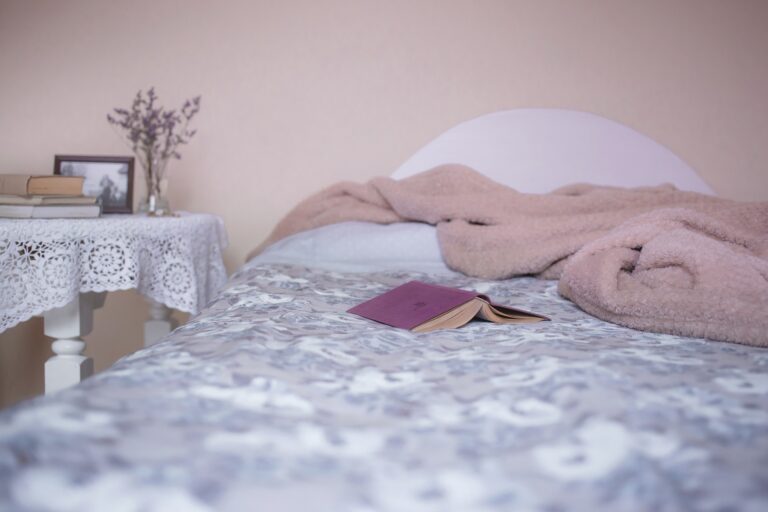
{"left": 249, "top": 165, "right": 768, "bottom": 346}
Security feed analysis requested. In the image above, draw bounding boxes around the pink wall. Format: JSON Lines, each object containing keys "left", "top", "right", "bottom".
{"left": 1, "top": 0, "right": 767, "bottom": 406}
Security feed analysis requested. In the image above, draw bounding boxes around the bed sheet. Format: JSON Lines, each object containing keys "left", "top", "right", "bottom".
{"left": 1, "top": 262, "right": 767, "bottom": 512}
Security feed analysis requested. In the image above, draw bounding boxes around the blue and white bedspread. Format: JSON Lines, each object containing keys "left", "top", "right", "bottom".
{"left": 1, "top": 262, "right": 767, "bottom": 512}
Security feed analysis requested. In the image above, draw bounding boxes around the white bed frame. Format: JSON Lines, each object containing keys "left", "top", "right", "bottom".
{"left": 392, "top": 108, "right": 713, "bottom": 194}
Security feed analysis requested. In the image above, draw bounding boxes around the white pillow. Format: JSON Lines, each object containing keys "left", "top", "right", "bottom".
{"left": 247, "top": 221, "right": 452, "bottom": 273}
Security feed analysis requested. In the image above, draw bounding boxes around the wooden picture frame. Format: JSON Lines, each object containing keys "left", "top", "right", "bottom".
{"left": 54, "top": 155, "right": 134, "bottom": 214}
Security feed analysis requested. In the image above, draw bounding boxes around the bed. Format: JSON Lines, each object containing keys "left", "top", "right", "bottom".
{"left": 1, "top": 109, "right": 766, "bottom": 512}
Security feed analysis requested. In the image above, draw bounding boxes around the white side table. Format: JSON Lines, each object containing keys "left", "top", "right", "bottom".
{"left": 0, "top": 212, "right": 228, "bottom": 393}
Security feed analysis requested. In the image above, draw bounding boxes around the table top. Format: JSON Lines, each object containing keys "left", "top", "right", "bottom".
{"left": 0, "top": 212, "right": 228, "bottom": 333}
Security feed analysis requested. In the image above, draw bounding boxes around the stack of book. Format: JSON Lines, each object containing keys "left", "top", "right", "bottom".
{"left": 0, "top": 174, "right": 101, "bottom": 218}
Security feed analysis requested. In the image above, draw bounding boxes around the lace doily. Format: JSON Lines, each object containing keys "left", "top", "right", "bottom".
{"left": 0, "top": 212, "right": 228, "bottom": 333}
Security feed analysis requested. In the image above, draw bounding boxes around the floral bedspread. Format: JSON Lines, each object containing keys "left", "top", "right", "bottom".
{"left": 1, "top": 263, "right": 767, "bottom": 512}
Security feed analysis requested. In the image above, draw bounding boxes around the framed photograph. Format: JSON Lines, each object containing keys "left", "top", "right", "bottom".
{"left": 54, "top": 155, "right": 134, "bottom": 214}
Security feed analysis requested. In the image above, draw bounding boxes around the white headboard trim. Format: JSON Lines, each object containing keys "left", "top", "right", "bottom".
{"left": 392, "top": 109, "right": 713, "bottom": 195}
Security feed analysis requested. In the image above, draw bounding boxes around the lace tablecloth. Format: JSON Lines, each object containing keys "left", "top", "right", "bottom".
{"left": 0, "top": 212, "right": 228, "bottom": 333}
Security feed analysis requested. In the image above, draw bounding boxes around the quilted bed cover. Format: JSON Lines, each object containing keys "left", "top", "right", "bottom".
{"left": 1, "top": 261, "right": 767, "bottom": 512}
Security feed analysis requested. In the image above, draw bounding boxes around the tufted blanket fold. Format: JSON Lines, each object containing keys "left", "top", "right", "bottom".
{"left": 250, "top": 165, "right": 768, "bottom": 346}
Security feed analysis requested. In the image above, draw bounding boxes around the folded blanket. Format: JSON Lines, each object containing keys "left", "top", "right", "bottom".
{"left": 559, "top": 208, "right": 768, "bottom": 346}
{"left": 250, "top": 165, "right": 768, "bottom": 346}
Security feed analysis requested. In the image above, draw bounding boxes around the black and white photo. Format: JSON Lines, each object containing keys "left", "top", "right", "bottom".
{"left": 54, "top": 155, "right": 134, "bottom": 213}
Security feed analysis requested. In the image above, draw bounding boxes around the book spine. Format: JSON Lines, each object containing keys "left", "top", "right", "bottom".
{"left": 0, "top": 176, "right": 30, "bottom": 196}
{"left": 0, "top": 205, "right": 33, "bottom": 218}
{"left": 29, "top": 177, "right": 85, "bottom": 196}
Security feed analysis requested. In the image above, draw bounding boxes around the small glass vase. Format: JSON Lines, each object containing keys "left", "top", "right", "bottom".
{"left": 138, "top": 192, "right": 171, "bottom": 216}
{"left": 137, "top": 157, "right": 172, "bottom": 216}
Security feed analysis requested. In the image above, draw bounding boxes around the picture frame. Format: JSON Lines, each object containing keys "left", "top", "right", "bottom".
{"left": 54, "top": 155, "right": 134, "bottom": 214}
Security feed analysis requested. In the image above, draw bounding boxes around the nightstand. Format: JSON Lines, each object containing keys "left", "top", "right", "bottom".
{"left": 0, "top": 212, "right": 228, "bottom": 393}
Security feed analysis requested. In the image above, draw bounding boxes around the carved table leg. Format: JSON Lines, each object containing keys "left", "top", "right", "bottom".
{"left": 43, "top": 292, "right": 106, "bottom": 394}
{"left": 144, "top": 300, "right": 178, "bottom": 347}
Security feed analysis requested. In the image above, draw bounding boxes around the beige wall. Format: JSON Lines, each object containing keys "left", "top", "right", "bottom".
{"left": 2, "top": 0, "right": 767, "bottom": 407}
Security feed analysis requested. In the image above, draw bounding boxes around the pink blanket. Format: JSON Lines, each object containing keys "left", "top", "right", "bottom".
{"left": 250, "top": 165, "right": 768, "bottom": 346}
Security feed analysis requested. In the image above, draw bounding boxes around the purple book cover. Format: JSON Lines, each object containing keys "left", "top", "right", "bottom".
{"left": 347, "top": 281, "right": 482, "bottom": 330}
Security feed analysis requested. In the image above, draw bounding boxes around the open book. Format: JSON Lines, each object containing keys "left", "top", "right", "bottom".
{"left": 348, "top": 280, "right": 549, "bottom": 333}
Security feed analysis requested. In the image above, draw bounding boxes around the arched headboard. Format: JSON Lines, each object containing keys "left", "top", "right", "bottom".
{"left": 392, "top": 109, "right": 713, "bottom": 194}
